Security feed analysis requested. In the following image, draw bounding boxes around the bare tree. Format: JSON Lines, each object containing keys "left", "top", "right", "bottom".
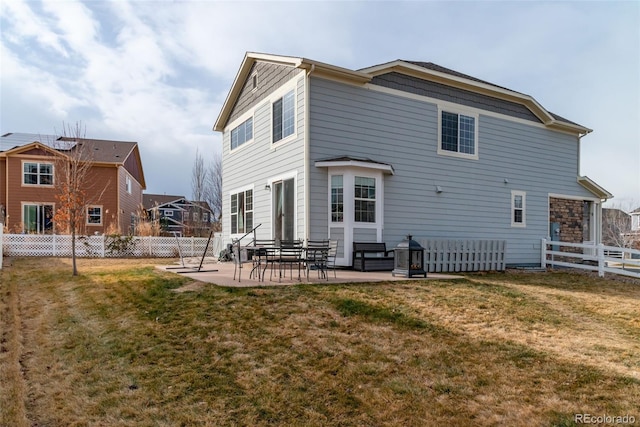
{"left": 602, "top": 202, "right": 640, "bottom": 250}
{"left": 190, "top": 149, "right": 208, "bottom": 236}
{"left": 52, "top": 122, "right": 106, "bottom": 276}
{"left": 207, "top": 151, "right": 222, "bottom": 224}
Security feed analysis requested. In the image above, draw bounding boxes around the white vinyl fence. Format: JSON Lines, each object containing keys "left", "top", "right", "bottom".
{"left": 1, "top": 232, "right": 223, "bottom": 259}
{"left": 417, "top": 239, "right": 506, "bottom": 273}
{"left": 542, "top": 239, "right": 640, "bottom": 279}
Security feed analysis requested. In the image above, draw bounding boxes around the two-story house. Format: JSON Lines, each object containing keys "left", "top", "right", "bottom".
{"left": 143, "top": 194, "right": 215, "bottom": 237}
{"left": 213, "top": 53, "right": 612, "bottom": 267}
{"left": 0, "top": 133, "right": 146, "bottom": 235}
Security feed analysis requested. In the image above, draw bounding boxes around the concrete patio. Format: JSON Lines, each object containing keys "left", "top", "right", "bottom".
{"left": 156, "top": 257, "right": 462, "bottom": 287}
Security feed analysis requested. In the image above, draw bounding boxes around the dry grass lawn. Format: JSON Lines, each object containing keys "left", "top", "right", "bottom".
{"left": 1, "top": 257, "right": 639, "bottom": 426}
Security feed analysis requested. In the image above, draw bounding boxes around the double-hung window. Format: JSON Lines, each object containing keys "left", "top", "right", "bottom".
{"left": 230, "top": 117, "right": 253, "bottom": 150}
{"left": 439, "top": 109, "right": 478, "bottom": 159}
{"left": 354, "top": 176, "right": 376, "bottom": 223}
{"left": 511, "top": 190, "right": 526, "bottom": 227}
{"left": 87, "top": 206, "right": 102, "bottom": 225}
{"left": 231, "top": 189, "right": 253, "bottom": 234}
{"left": 23, "top": 162, "right": 54, "bottom": 186}
{"left": 272, "top": 90, "right": 295, "bottom": 143}
{"left": 331, "top": 175, "right": 344, "bottom": 223}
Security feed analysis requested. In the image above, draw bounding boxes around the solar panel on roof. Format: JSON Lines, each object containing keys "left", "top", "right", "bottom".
{"left": 0, "top": 132, "right": 76, "bottom": 152}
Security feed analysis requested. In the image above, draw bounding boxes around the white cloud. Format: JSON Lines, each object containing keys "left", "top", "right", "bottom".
{"left": 1, "top": 0, "right": 638, "bottom": 202}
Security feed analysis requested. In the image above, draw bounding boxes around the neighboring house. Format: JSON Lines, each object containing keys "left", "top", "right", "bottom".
{"left": 632, "top": 208, "right": 640, "bottom": 232}
{"left": 213, "top": 53, "right": 612, "bottom": 267}
{"left": 143, "top": 194, "right": 215, "bottom": 237}
{"left": 0, "top": 132, "right": 146, "bottom": 235}
{"left": 603, "top": 207, "right": 640, "bottom": 250}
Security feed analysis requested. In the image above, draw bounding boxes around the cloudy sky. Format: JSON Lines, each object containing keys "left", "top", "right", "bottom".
{"left": 1, "top": 0, "right": 638, "bottom": 207}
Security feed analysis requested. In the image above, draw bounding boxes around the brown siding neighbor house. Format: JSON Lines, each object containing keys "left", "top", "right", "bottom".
{"left": 0, "top": 133, "right": 146, "bottom": 235}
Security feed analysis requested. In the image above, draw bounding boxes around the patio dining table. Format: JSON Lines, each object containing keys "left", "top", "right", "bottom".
{"left": 242, "top": 244, "right": 330, "bottom": 282}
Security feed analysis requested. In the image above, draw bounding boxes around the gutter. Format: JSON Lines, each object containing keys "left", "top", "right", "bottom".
{"left": 304, "top": 64, "right": 315, "bottom": 241}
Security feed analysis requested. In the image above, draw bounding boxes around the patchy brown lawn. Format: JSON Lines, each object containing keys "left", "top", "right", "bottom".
{"left": 1, "top": 258, "right": 639, "bottom": 426}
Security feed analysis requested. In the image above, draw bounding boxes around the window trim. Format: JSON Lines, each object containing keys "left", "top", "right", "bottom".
{"left": 22, "top": 160, "right": 54, "bottom": 187}
{"left": 511, "top": 190, "right": 526, "bottom": 227}
{"left": 354, "top": 176, "right": 376, "bottom": 223}
{"left": 270, "top": 82, "right": 297, "bottom": 146}
{"left": 251, "top": 72, "right": 258, "bottom": 92}
{"left": 437, "top": 106, "right": 479, "bottom": 160}
{"left": 330, "top": 174, "right": 344, "bottom": 223}
{"left": 164, "top": 209, "right": 174, "bottom": 217}
{"left": 87, "top": 205, "right": 103, "bottom": 226}
{"left": 125, "top": 175, "right": 132, "bottom": 194}
{"left": 230, "top": 116, "right": 254, "bottom": 151}
{"left": 229, "top": 186, "right": 254, "bottom": 237}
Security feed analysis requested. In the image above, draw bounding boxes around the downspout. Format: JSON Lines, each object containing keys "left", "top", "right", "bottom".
{"left": 304, "top": 64, "right": 315, "bottom": 241}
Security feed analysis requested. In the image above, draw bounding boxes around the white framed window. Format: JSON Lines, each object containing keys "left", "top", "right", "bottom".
{"left": 87, "top": 206, "right": 102, "bottom": 225}
{"left": 23, "top": 161, "right": 54, "bottom": 186}
{"left": 230, "top": 117, "right": 253, "bottom": 150}
{"left": 354, "top": 176, "right": 376, "bottom": 223}
{"left": 126, "top": 176, "right": 132, "bottom": 194}
{"left": 193, "top": 212, "right": 199, "bottom": 222}
{"left": 203, "top": 212, "right": 209, "bottom": 222}
{"left": 331, "top": 175, "right": 344, "bottom": 223}
{"left": 511, "top": 190, "right": 526, "bottom": 227}
{"left": 251, "top": 72, "right": 258, "bottom": 91}
{"left": 231, "top": 189, "right": 253, "bottom": 235}
{"left": 272, "top": 89, "right": 295, "bottom": 143}
{"left": 183, "top": 211, "right": 189, "bottom": 221}
{"left": 164, "top": 209, "right": 174, "bottom": 217}
{"left": 437, "top": 107, "right": 479, "bottom": 160}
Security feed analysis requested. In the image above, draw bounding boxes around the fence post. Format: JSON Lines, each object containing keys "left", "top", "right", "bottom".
{"left": 0, "top": 223, "right": 3, "bottom": 270}
{"left": 541, "top": 238, "right": 547, "bottom": 269}
{"left": 191, "top": 236, "right": 195, "bottom": 257}
{"left": 101, "top": 235, "right": 106, "bottom": 258}
{"left": 597, "top": 243, "right": 605, "bottom": 278}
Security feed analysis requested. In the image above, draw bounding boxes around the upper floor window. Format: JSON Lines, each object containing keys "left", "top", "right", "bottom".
{"left": 23, "top": 162, "right": 53, "bottom": 186}
{"left": 230, "top": 117, "right": 253, "bottom": 150}
{"left": 126, "top": 176, "right": 132, "bottom": 194}
{"left": 272, "top": 90, "right": 295, "bottom": 143}
{"left": 511, "top": 190, "right": 526, "bottom": 227}
{"left": 354, "top": 176, "right": 376, "bottom": 223}
{"left": 87, "top": 206, "right": 102, "bottom": 225}
{"left": 164, "top": 209, "right": 174, "bottom": 217}
{"left": 438, "top": 109, "right": 478, "bottom": 159}
{"left": 251, "top": 73, "right": 258, "bottom": 91}
{"left": 231, "top": 189, "right": 253, "bottom": 234}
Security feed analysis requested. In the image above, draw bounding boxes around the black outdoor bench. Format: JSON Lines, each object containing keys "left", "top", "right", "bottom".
{"left": 352, "top": 242, "right": 395, "bottom": 272}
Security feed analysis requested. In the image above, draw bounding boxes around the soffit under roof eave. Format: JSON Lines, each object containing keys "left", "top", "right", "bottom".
{"left": 364, "top": 61, "right": 559, "bottom": 126}
{"left": 2, "top": 141, "right": 66, "bottom": 158}
{"left": 578, "top": 176, "right": 613, "bottom": 200}
{"left": 214, "top": 53, "right": 371, "bottom": 132}
{"left": 214, "top": 53, "right": 308, "bottom": 132}
{"left": 315, "top": 159, "right": 395, "bottom": 175}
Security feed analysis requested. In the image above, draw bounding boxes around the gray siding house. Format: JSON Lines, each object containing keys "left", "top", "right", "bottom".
{"left": 213, "top": 52, "right": 611, "bottom": 267}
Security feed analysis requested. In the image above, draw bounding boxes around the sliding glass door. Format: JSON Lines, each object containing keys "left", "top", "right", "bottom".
{"left": 23, "top": 204, "right": 54, "bottom": 234}
{"left": 273, "top": 178, "right": 295, "bottom": 242}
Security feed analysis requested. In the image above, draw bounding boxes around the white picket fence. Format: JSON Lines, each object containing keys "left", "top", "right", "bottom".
{"left": 0, "top": 230, "right": 223, "bottom": 259}
{"left": 417, "top": 239, "right": 506, "bottom": 273}
{"left": 542, "top": 239, "right": 640, "bottom": 279}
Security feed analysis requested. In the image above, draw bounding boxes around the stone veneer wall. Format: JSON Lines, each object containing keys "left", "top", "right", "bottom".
{"left": 549, "top": 197, "right": 585, "bottom": 260}
{"left": 549, "top": 197, "right": 584, "bottom": 243}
